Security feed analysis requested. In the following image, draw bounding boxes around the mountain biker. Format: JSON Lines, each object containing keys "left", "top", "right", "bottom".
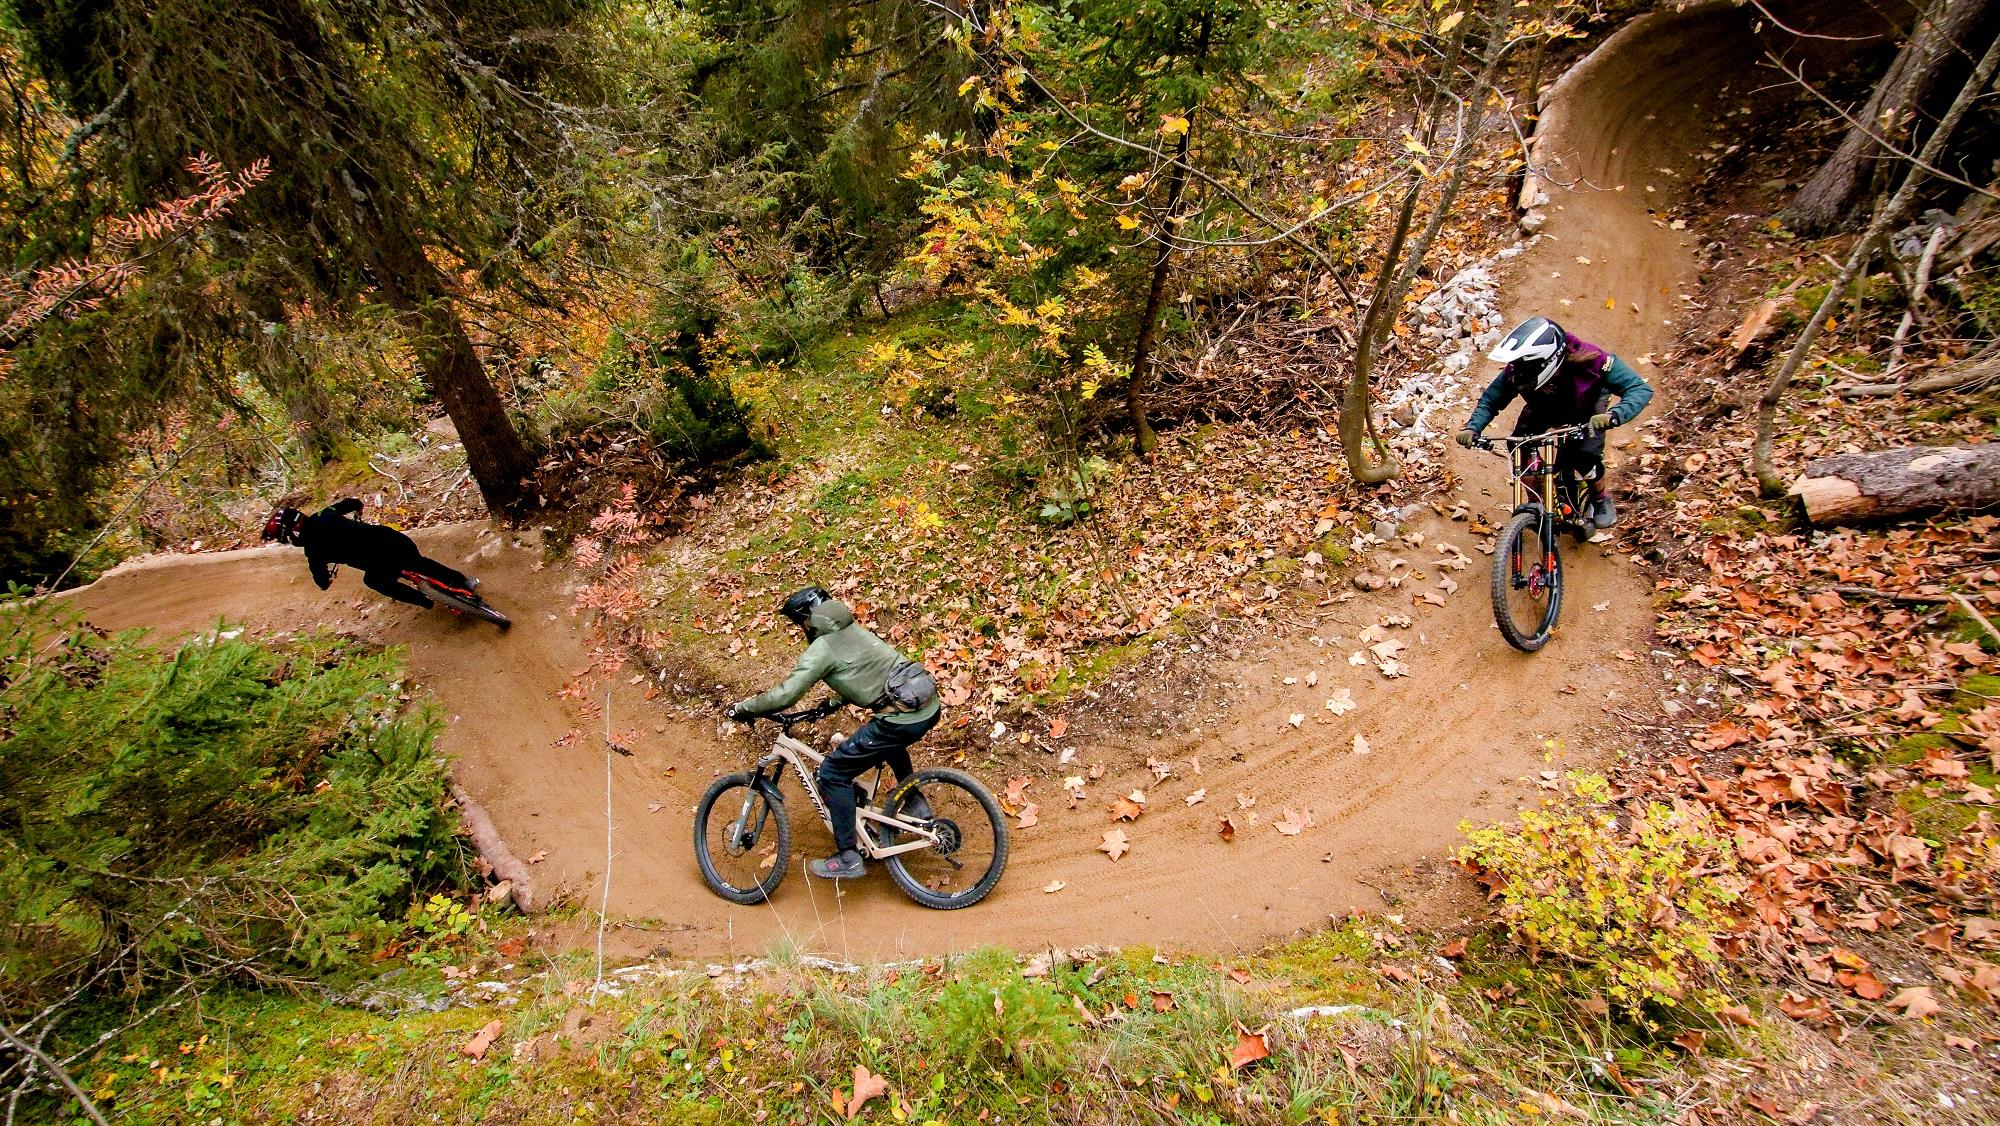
{"left": 262, "top": 498, "right": 477, "bottom": 609}
{"left": 727, "top": 586, "right": 941, "bottom": 881}
{"left": 1455, "top": 316, "right": 1653, "bottom": 529}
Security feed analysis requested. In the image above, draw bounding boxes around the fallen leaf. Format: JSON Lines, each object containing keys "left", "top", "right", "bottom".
{"left": 1325, "top": 689, "right": 1357, "bottom": 715}
{"left": 846, "top": 1064, "right": 889, "bottom": 1119}
{"left": 1016, "top": 802, "right": 1040, "bottom": 829}
{"left": 461, "top": 1019, "right": 504, "bottom": 1060}
{"left": 1185, "top": 788, "right": 1207, "bottom": 806}
{"left": 1227, "top": 968, "right": 1252, "bottom": 984}
{"left": 1150, "top": 990, "right": 1175, "bottom": 1012}
{"left": 1886, "top": 986, "right": 1939, "bottom": 1020}
{"left": 1274, "top": 808, "right": 1314, "bottom": 835}
{"left": 1715, "top": 1004, "right": 1757, "bottom": 1027}
{"left": 1777, "top": 993, "right": 1832, "bottom": 1023}
{"left": 525, "top": 850, "right": 547, "bottom": 865}
{"left": 1218, "top": 817, "right": 1238, "bottom": 842}
{"left": 1108, "top": 796, "right": 1144, "bottom": 822}
{"left": 495, "top": 937, "right": 525, "bottom": 958}
{"left": 1004, "top": 776, "right": 1030, "bottom": 807}
{"left": 1229, "top": 1023, "right": 1271, "bottom": 1070}
{"left": 1048, "top": 717, "right": 1069, "bottom": 739}
{"left": 1841, "top": 970, "right": 1889, "bottom": 1000}
{"left": 1439, "top": 938, "right": 1468, "bottom": 959}
{"left": 1351, "top": 733, "right": 1371, "bottom": 755}
{"left": 1287, "top": 713, "right": 1305, "bottom": 728}
{"left": 1236, "top": 792, "right": 1257, "bottom": 809}
{"left": 1042, "top": 879, "right": 1066, "bottom": 894}
{"left": 1099, "top": 828, "right": 1130, "bottom": 861}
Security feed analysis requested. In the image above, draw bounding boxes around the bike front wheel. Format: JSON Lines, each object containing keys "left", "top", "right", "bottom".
{"left": 1491, "top": 510, "right": 1564, "bottom": 652}
{"left": 879, "top": 769, "right": 1008, "bottom": 910}
{"left": 693, "top": 773, "right": 791, "bottom": 905}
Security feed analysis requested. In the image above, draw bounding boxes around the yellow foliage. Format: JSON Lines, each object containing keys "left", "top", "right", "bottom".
{"left": 1457, "top": 773, "right": 1742, "bottom": 1021}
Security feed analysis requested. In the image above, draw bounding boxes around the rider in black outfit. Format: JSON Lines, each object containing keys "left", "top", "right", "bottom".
{"left": 262, "top": 499, "right": 473, "bottom": 608}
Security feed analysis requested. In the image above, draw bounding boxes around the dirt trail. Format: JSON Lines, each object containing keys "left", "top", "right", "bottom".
{"left": 62, "top": 4, "right": 1767, "bottom": 962}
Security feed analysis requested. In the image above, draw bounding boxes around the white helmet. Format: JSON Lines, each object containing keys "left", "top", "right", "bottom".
{"left": 1487, "top": 316, "right": 1567, "bottom": 389}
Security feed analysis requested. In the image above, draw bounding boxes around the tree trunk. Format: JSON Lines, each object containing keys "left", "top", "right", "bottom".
{"left": 1126, "top": 5, "right": 1212, "bottom": 459}
{"left": 1791, "top": 443, "right": 2000, "bottom": 525}
{"left": 365, "top": 215, "right": 536, "bottom": 513}
{"left": 1126, "top": 124, "right": 1193, "bottom": 459}
{"left": 1790, "top": 0, "right": 1999, "bottom": 234}
{"left": 1753, "top": 27, "right": 2000, "bottom": 492}
{"left": 1340, "top": 0, "right": 1506, "bottom": 485}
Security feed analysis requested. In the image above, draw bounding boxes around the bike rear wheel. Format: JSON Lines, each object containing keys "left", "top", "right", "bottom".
{"left": 1491, "top": 510, "right": 1564, "bottom": 652}
{"left": 409, "top": 575, "right": 511, "bottom": 630}
{"left": 879, "top": 769, "right": 1007, "bottom": 910}
{"left": 693, "top": 773, "right": 791, "bottom": 905}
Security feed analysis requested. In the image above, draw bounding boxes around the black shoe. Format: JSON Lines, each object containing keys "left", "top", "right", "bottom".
{"left": 808, "top": 850, "right": 867, "bottom": 879}
{"left": 1591, "top": 495, "right": 1617, "bottom": 529}
{"left": 898, "top": 788, "right": 934, "bottom": 822}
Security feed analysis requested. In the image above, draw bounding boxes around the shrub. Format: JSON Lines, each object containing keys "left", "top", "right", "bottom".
{"left": 920, "top": 949, "right": 1078, "bottom": 1082}
{"left": 0, "top": 604, "right": 466, "bottom": 1025}
{"left": 1457, "top": 773, "right": 1741, "bottom": 1021}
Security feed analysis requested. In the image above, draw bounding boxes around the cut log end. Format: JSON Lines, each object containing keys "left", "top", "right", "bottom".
{"left": 1790, "top": 443, "right": 2000, "bottom": 527}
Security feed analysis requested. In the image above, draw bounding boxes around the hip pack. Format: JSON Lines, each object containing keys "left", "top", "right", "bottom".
{"left": 877, "top": 659, "right": 938, "bottom": 713}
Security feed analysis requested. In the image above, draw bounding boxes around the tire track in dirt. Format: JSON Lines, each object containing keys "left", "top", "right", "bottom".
{"left": 62, "top": 2, "right": 1768, "bottom": 961}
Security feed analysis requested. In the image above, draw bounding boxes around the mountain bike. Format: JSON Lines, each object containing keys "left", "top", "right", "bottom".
{"left": 1474, "top": 423, "right": 1597, "bottom": 652}
{"left": 405, "top": 570, "right": 511, "bottom": 630}
{"left": 330, "top": 562, "right": 511, "bottom": 629}
{"left": 693, "top": 701, "right": 1008, "bottom": 909}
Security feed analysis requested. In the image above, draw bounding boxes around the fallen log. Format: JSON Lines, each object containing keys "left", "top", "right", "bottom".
{"left": 1791, "top": 443, "right": 2000, "bottom": 526}
{"left": 452, "top": 784, "right": 537, "bottom": 913}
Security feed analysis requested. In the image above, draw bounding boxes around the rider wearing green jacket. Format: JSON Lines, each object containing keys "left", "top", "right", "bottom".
{"left": 728, "top": 587, "right": 940, "bottom": 880}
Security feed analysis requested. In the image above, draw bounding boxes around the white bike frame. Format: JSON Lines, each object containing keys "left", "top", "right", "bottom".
{"left": 759, "top": 730, "right": 941, "bottom": 860}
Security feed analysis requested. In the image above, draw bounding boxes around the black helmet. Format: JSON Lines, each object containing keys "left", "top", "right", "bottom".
{"left": 1488, "top": 316, "right": 1568, "bottom": 390}
{"left": 780, "top": 586, "right": 832, "bottom": 633}
{"left": 261, "top": 506, "right": 304, "bottom": 545}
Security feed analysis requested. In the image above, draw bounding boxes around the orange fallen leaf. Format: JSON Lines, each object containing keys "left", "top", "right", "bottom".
{"left": 460, "top": 1019, "right": 504, "bottom": 1060}
{"left": 1150, "top": 990, "right": 1175, "bottom": 1012}
{"left": 1099, "top": 828, "right": 1130, "bottom": 861}
{"left": 1229, "top": 1022, "right": 1271, "bottom": 1070}
{"left": 1016, "top": 802, "right": 1040, "bottom": 829}
{"left": 845, "top": 1064, "right": 889, "bottom": 1119}
{"left": 1108, "top": 797, "right": 1144, "bottom": 822}
{"left": 1886, "top": 986, "right": 1939, "bottom": 1020}
{"left": 1218, "top": 816, "right": 1238, "bottom": 842}
{"left": 1048, "top": 716, "right": 1069, "bottom": 739}
{"left": 1439, "top": 938, "right": 1468, "bottom": 959}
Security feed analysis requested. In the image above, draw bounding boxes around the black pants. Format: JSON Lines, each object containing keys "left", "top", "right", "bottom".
{"left": 819, "top": 710, "right": 940, "bottom": 853}
{"left": 364, "top": 553, "right": 471, "bottom": 608}
{"left": 1517, "top": 397, "right": 1609, "bottom": 487}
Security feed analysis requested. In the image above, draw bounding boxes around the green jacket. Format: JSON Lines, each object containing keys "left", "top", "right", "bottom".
{"left": 733, "top": 601, "right": 940, "bottom": 726}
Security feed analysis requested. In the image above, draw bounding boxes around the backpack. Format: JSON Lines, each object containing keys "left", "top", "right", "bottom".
{"left": 879, "top": 659, "right": 938, "bottom": 713}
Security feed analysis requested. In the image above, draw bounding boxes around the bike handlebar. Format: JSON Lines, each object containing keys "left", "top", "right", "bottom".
{"left": 739, "top": 698, "right": 844, "bottom": 728}
{"left": 1473, "top": 423, "right": 1595, "bottom": 452}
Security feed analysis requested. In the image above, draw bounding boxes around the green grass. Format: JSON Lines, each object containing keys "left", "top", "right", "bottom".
{"left": 41, "top": 932, "right": 1664, "bottom": 1125}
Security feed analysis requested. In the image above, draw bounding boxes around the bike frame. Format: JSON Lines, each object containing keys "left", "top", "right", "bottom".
{"left": 1488, "top": 426, "right": 1593, "bottom": 536}
{"left": 739, "top": 725, "right": 942, "bottom": 861}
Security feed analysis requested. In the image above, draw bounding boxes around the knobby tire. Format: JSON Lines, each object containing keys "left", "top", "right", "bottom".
{"left": 1490, "top": 510, "right": 1564, "bottom": 652}
{"left": 693, "top": 773, "right": 791, "bottom": 905}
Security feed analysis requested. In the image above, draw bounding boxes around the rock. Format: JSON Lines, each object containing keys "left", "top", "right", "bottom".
{"left": 1518, "top": 209, "right": 1547, "bottom": 235}
{"left": 1389, "top": 402, "right": 1417, "bottom": 427}
{"left": 1371, "top": 519, "right": 1399, "bottom": 540}
{"left": 1352, "top": 571, "right": 1388, "bottom": 592}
